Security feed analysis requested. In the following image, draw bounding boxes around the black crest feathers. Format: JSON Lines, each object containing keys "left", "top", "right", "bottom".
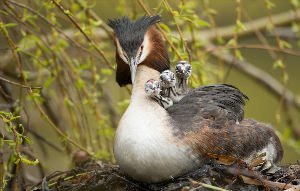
{"left": 107, "top": 15, "right": 161, "bottom": 38}
{"left": 108, "top": 15, "right": 161, "bottom": 54}
{"left": 108, "top": 15, "right": 165, "bottom": 87}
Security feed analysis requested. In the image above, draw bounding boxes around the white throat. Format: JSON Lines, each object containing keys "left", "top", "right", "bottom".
{"left": 131, "top": 65, "right": 160, "bottom": 100}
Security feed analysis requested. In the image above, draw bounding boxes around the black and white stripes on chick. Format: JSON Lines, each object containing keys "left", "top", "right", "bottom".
{"left": 145, "top": 79, "right": 173, "bottom": 109}
{"left": 175, "top": 61, "right": 192, "bottom": 95}
{"left": 159, "top": 70, "right": 180, "bottom": 102}
{"left": 145, "top": 61, "right": 192, "bottom": 108}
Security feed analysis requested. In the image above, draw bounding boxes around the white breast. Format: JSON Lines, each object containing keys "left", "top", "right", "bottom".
{"left": 114, "top": 93, "right": 200, "bottom": 183}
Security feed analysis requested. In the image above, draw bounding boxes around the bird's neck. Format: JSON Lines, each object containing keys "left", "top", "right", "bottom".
{"left": 131, "top": 65, "right": 160, "bottom": 102}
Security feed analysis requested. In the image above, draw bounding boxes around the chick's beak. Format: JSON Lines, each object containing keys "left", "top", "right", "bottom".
{"left": 129, "top": 57, "right": 138, "bottom": 83}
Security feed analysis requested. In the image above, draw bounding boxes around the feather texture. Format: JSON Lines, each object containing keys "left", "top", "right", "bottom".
{"left": 168, "top": 84, "right": 248, "bottom": 125}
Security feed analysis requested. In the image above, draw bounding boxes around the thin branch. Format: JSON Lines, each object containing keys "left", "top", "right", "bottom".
{"left": 51, "top": 0, "right": 113, "bottom": 69}
{"left": 162, "top": 0, "right": 191, "bottom": 61}
{"left": 206, "top": 44, "right": 300, "bottom": 57}
{"left": 0, "top": 17, "right": 94, "bottom": 157}
{"left": 206, "top": 42, "right": 300, "bottom": 138}
{"left": 200, "top": 9, "right": 300, "bottom": 40}
{"left": 6, "top": 0, "right": 92, "bottom": 54}
{"left": 137, "top": 0, "right": 183, "bottom": 60}
{"left": 0, "top": 76, "right": 41, "bottom": 90}
{"left": 206, "top": 43, "right": 300, "bottom": 110}
{"left": 2, "top": 8, "right": 300, "bottom": 66}
{"left": 221, "top": 166, "right": 294, "bottom": 190}
{"left": 73, "top": 0, "right": 114, "bottom": 40}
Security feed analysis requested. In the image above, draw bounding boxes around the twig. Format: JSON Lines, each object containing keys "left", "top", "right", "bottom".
{"left": 162, "top": 0, "right": 191, "bottom": 61}
{"left": 51, "top": 0, "right": 113, "bottom": 69}
{"left": 0, "top": 16, "right": 94, "bottom": 157}
{"left": 242, "top": 7, "right": 277, "bottom": 59}
{"left": 205, "top": 44, "right": 300, "bottom": 57}
{"left": 206, "top": 42, "right": 300, "bottom": 138}
{"left": 0, "top": 76, "right": 41, "bottom": 90}
{"left": 206, "top": 43, "right": 300, "bottom": 110}
{"left": 222, "top": 166, "right": 294, "bottom": 190}
{"left": 200, "top": 9, "right": 300, "bottom": 40}
{"left": 137, "top": 0, "right": 183, "bottom": 60}
{"left": 188, "top": 179, "right": 230, "bottom": 191}
{"left": 1, "top": 8, "right": 300, "bottom": 65}
{"left": 73, "top": 0, "right": 114, "bottom": 40}
{"left": 6, "top": 0, "right": 94, "bottom": 54}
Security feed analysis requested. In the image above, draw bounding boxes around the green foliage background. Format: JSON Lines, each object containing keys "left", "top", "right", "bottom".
{"left": 0, "top": 0, "right": 300, "bottom": 190}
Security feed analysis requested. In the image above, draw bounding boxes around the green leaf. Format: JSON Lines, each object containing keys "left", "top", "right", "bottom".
{"left": 76, "top": 78, "right": 85, "bottom": 89}
{"left": 0, "top": 10, "right": 9, "bottom": 16}
{"left": 227, "top": 38, "right": 236, "bottom": 46}
{"left": 64, "top": 97, "right": 74, "bottom": 107}
{"left": 28, "top": 90, "right": 44, "bottom": 103}
{"left": 159, "top": 23, "right": 171, "bottom": 33}
{"left": 18, "top": 34, "right": 39, "bottom": 51}
{"left": 235, "top": 20, "right": 246, "bottom": 32}
{"left": 64, "top": 10, "right": 71, "bottom": 15}
{"left": 234, "top": 49, "right": 244, "bottom": 61}
{"left": 4, "top": 23, "right": 17, "bottom": 28}
{"left": 195, "top": 19, "right": 210, "bottom": 27}
{"left": 273, "top": 59, "right": 285, "bottom": 69}
{"left": 90, "top": 19, "right": 103, "bottom": 27}
{"left": 172, "top": 10, "right": 179, "bottom": 17}
{"left": 279, "top": 39, "right": 292, "bottom": 49}
{"left": 44, "top": 76, "right": 56, "bottom": 88}
{"left": 265, "top": 0, "right": 275, "bottom": 9}
{"left": 20, "top": 155, "right": 39, "bottom": 165}
{"left": 101, "top": 68, "right": 113, "bottom": 76}
{"left": 22, "top": 135, "right": 33, "bottom": 145}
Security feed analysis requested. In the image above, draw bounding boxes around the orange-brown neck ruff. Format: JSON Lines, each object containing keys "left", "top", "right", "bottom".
{"left": 115, "top": 26, "right": 170, "bottom": 86}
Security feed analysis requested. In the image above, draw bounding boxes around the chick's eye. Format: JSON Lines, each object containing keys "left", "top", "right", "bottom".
{"left": 141, "top": 45, "right": 144, "bottom": 50}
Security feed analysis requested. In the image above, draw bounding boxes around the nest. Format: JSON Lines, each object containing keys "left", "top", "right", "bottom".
{"left": 30, "top": 158, "right": 300, "bottom": 191}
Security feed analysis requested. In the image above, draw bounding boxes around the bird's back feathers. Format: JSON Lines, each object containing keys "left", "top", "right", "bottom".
{"left": 167, "top": 84, "right": 248, "bottom": 128}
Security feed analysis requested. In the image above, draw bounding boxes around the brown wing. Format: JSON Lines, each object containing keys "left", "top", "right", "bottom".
{"left": 182, "top": 118, "right": 283, "bottom": 164}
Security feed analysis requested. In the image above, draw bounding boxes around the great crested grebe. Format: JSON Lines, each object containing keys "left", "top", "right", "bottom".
{"left": 108, "top": 15, "right": 283, "bottom": 183}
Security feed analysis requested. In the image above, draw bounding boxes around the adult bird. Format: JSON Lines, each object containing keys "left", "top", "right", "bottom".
{"left": 108, "top": 15, "right": 283, "bottom": 183}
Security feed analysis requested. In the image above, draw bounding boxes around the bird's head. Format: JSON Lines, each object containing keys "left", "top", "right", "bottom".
{"left": 175, "top": 61, "right": 192, "bottom": 79}
{"left": 108, "top": 15, "right": 170, "bottom": 86}
{"left": 144, "top": 79, "right": 161, "bottom": 97}
{"left": 160, "top": 70, "right": 176, "bottom": 88}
